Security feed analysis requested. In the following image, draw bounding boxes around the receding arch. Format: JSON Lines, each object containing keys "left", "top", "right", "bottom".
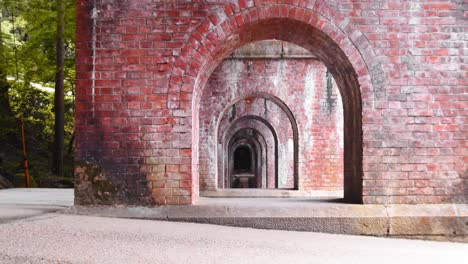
{"left": 169, "top": 2, "right": 381, "bottom": 203}
{"left": 221, "top": 115, "right": 278, "bottom": 189}
{"left": 227, "top": 130, "right": 263, "bottom": 189}
{"left": 216, "top": 93, "right": 299, "bottom": 189}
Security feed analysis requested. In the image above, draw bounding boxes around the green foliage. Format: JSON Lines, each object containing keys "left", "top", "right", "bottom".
{"left": 0, "top": 0, "right": 76, "bottom": 187}
{"left": 9, "top": 82, "right": 54, "bottom": 137}
{"left": 2, "top": 0, "right": 75, "bottom": 87}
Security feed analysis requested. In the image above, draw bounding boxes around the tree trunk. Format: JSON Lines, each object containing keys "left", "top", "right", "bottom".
{"left": 52, "top": 0, "right": 65, "bottom": 177}
{"left": 67, "top": 130, "right": 75, "bottom": 155}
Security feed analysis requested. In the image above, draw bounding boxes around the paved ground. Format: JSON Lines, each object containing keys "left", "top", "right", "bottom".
{"left": 0, "top": 188, "right": 73, "bottom": 224}
{"left": 0, "top": 213, "right": 467, "bottom": 264}
{"left": 0, "top": 188, "right": 74, "bottom": 206}
{"left": 0, "top": 188, "right": 467, "bottom": 263}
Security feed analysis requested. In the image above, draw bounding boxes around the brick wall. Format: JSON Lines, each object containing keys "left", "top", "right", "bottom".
{"left": 75, "top": 0, "right": 467, "bottom": 205}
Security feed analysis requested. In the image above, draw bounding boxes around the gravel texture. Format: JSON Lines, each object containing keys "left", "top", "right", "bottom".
{"left": 0, "top": 213, "right": 467, "bottom": 264}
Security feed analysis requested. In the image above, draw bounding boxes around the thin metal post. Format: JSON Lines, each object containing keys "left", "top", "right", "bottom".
{"left": 21, "top": 115, "right": 31, "bottom": 187}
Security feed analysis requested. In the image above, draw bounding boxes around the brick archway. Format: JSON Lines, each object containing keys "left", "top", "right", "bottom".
{"left": 215, "top": 93, "right": 298, "bottom": 190}
{"left": 168, "top": 2, "right": 379, "bottom": 204}
{"left": 220, "top": 115, "right": 278, "bottom": 190}
{"left": 227, "top": 129, "right": 264, "bottom": 189}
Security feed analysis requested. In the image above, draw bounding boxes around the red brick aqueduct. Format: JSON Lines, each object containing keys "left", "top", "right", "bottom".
{"left": 74, "top": 0, "right": 467, "bottom": 205}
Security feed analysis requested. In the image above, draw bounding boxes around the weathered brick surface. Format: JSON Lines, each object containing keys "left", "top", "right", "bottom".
{"left": 75, "top": 0, "right": 467, "bottom": 205}
{"left": 200, "top": 58, "right": 343, "bottom": 192}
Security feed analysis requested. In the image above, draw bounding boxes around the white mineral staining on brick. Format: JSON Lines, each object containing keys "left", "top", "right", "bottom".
{"left": 335, "top": 82, "right": 344, "bottom": 150}
{"left": 303, "top": 65, "right": 317, "bottom": 151}
{"left": 286, "top": 138, "right": 294, "bottom": 187}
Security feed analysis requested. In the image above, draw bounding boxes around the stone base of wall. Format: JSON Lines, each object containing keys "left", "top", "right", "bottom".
{"left": 200, "top": 189, "right": 343, "bottom": 198}
{"left": 64, "top": 199, "right": 468, "bottom": 241}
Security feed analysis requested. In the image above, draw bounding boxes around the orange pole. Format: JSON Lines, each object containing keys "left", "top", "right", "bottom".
{"left": 21, "top": 115, "right": 31, "bottom": 188}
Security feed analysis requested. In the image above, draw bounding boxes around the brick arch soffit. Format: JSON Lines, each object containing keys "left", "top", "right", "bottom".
{"left": 218, "top": 93, "right": 292, "bottom": 147}
{"left": 227, "top": 128, "right": 265, "bottom": 166}
{"left": 224, "top": 117, "right": 272, "bottom": 160}
{"left": 228, "top": 127, "right": 267, "bottom": 153}
{"left": 222, "top": 116, "right": 276, "bottom": 176}
{"left": 169, "top": 1, "right": 382, "bottom": 110}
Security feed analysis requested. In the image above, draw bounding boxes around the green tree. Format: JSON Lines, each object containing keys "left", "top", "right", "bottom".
{"left": 0, "top": 0, "right": 75, "bottom": 186}
{"left": 0, "top": 11, "right": 11, "bottom": 116}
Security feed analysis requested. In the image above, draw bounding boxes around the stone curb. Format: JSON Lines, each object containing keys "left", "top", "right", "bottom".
{"left": 61, "top": 203, "right": 468, "bottom": 240}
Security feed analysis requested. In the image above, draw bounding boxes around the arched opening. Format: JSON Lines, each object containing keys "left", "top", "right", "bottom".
{"left": 200, "top": 40, "right": 345, "bottom": 195}
{"left": 170, "top": 4, "right": 375, "bottom": 204}
{"left": 192, "top": 19, "right": 362, "bottom": 201}
{"left": 219, "top": 116, "right": 275, "bottom": 190}
{"left": 233, "top": 146, "right": 252, "bottom": 173}
{"left": 226, "top": 128, "right": 264, "bottom": 189}
{"left": 230, "top": 144, "right": 257, "bottom": 188}
{"left": 207, "top": 94, "right": 296, "bottom": 192}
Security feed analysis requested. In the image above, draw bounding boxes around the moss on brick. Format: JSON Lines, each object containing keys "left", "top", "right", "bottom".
{"left": 74, "top": 161, "right": 119, "bottom": 205}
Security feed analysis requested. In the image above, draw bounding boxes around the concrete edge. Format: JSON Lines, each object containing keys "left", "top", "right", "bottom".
{"left": 60, "top": 204, "right": 468, "bottom": 241}
{"left": 200, "top": 190, "right": 343, "bottom": 198}
{"left": 0, "top": 205, "right": 68, "bottom": 224}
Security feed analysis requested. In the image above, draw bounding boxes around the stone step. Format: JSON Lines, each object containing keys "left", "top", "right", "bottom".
{"left": 201, "top": 189, "right": 343, "bottom": 198}
{"left": 63, "top": 197, "right": 468, "bottom": 241}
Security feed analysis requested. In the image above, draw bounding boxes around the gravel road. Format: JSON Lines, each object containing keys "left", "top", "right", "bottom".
{"left": 0, "top": 213, "right": 467, "bottom": 264}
